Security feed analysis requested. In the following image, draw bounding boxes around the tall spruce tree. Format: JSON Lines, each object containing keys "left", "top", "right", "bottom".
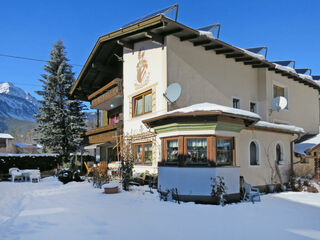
{"left": 35, "top": 40, "right": 86, "bottom": 163}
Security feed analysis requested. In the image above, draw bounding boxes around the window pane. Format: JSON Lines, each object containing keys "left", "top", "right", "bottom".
{"left": 276, "top": 144, "right": 283, "bottom": 164}
{"left": 278, "top": 88, "right": 284, "bottom": 97}
{"left": 144, "top": 144, "right": 152, "bottom": 164}
{"left": 135, "top": 145, "right": 143, "bottom": 163}
{"left": 186, "top": 138, "right": 207, "bottom": 164}
{"left": 216, "top": 138, "right": 233, "bottom": 166}
{"left": 250, "top": 102, "right": 256, "bottom": 113}
{"left": 144, "top": 93, "right": 152, "bottom": 113}
{"left": 167, "top": 140, "right": 179, "bottom": 162}
{"left": 273, "top": 86, "right": 277, "bottom": 97}
{"left": 233, "top": 99, "right": 240, "bottom": 109}
{"left": 134, "top": 97, "right": 143, "bottom": 116}
{"left": 250, "top": 142, "right": 258, "bottom": 165}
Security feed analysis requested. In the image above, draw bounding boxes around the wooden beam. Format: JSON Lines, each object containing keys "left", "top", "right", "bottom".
{"left": 180, "top": 34, "right": 198, "bottom": 41}
{"left": 117, "top": 40, "right": 133, "bottom": 50}
{"left": 226, "top": 53, "right": 244, "bottom": 58}
{"left": 252, "top": 64, "right": 269, "bottom": 68}
{"left": 281, "top": 73, "right": 291, "bottom": 77}
{"left": 205, "top": 44, "right": 223, "bottom": 50}
{"left": 235, "top": 57, "right": 253, "bottom": 62}
{"left": 162, "top": 28, "right": 183, "bottom": 36}
{"left": 244, "top": 60, "right": 261, "bottom": 65}
{"left": 144, "top": 31, "right": 164, "bottom": 45}
{"left": 215, "top": 49, "right": 234, "bottom": 55}
{"left": 193, "top": 39, "right": 211, "bottom": 46}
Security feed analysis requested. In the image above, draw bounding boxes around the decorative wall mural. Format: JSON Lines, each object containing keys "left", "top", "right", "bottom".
{"left": 135, "top": 49, "right": 150, "bottom": 89}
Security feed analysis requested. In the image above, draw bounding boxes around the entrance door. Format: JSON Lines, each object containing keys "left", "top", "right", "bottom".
{"left": 108, "top": 147, "right": 118, "bottom": 163}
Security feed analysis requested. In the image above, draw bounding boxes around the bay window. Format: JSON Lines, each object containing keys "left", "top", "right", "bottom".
{"left": 161, "top": 136, "right": 235, "bottom": 167}
{"left": 216, "top": 137, "right": 234, "bottom": 166}
{"left": 185, "top": 138, "right": 208, "bottom": 164}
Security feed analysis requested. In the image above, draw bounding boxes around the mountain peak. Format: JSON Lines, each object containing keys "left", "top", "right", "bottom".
{"left": 0, "top": 81, "right": 40, "bottom": 122}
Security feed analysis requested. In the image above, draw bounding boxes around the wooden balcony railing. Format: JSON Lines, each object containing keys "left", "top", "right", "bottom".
{"left": 89, "top": 78, "right": 123, "bottom": 109}
{"left": 85, "top": 121, "right": 123, "bottom": 144}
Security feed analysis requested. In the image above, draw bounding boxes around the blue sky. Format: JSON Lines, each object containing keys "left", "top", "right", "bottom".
{"left": 0, "top": 0, "right": 319, "bottom": 99}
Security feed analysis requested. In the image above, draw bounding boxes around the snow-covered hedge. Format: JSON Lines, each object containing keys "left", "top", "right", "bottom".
{"left": 0, "top": 154, "right": 62, "bottom": 174}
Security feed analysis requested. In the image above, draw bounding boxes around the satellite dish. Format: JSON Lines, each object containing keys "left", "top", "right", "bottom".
{"left": 164, "top": 83, "right": 181, "bottom": 104}
{"left": 271, "top": 96, "right": 288, "bottom": 112}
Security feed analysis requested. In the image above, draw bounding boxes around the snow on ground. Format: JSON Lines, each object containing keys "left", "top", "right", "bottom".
{"left": 1, "top": 178, "right": 320, "bottom": 240}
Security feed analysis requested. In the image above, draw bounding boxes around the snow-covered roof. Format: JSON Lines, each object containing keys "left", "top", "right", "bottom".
{"left": 167, "top": 102, "right": 261, "bottom": 120}
{"left": 253, "top": 121, "right": 305, "bottom": 134}
{"left": 295, "top": 133, "right": 320, "bottom": 156}
{"left": 240, "top": 48, "right": 265, "bottom": 61}
{"left": 198, "top": 30, "right": 215, "bottom": 39}
{"left": 13, "top": 143, "right": 41, "bottom": 149}
{"left": 274, "top": 64, "right": 296, "bottom": 74}
{"left": 0, "top": 153, "right": 58, "bottom": 157}
{"left": 0, "top": 133, "right": 14, "bottom": 139}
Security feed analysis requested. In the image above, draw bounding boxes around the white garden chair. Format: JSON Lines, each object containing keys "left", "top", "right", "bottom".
{"left": 243, "top": 182, "right": 261, "bottom": 203}
{"left": 30, "top": 170, "right": 41, "bottom": 183}
{"left": 9, "top": 168, "right": 23, "bottom": 182}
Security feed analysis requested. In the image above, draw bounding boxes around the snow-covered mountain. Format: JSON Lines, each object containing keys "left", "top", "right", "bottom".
{"left": 0, "top": 82, "right": 40, "bottom": 122}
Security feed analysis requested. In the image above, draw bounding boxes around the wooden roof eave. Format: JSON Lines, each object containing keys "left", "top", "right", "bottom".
{"left": 70, "top": 15, "right": 165, "bottom": 96}
{"left": 70, "top": 15, "right": 320, "bottom": 98}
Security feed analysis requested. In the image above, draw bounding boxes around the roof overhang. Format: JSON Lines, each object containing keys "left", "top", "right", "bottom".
{"left": 143, "top": 110, "right": 260, "bottom": 129}
{"left": 71, "top": 15, "right": 320, "bottom": 100}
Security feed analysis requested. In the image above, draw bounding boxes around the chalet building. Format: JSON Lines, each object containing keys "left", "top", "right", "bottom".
{"left": 0, "top": 133, "right": 14, "bottom": 153}
{"left": 70, "top": 7, "right": 320, "bottom": 201}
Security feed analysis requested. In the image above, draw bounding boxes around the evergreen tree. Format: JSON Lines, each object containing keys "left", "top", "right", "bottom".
{"left": 35, "top": 40, "right": 86, "bottom": 163}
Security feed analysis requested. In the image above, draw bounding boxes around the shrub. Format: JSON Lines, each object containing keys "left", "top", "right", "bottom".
{"left": 211, "top": 176, "right": 227, "bottom": 205}
{"left": 0, "top": 154, "right": 62, "bottom": 174}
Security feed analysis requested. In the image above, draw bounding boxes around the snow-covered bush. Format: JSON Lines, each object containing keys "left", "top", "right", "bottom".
{"left": 211, "top": 176, "right": 227, "bottom": 205}
{"left": 57, "top": 168, "right": 83, "bottom": 184}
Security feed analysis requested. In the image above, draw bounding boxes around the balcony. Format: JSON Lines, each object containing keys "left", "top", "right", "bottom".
{"left": 84, "top": 121, "right": 123, "bottom": 145}
{"left": 88, "top": 78, "right": 123, "bottom": 110}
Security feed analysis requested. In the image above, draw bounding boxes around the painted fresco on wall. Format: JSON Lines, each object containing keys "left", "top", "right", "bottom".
{"left": 135, "top": 49, "right": 150, "bottom": 89}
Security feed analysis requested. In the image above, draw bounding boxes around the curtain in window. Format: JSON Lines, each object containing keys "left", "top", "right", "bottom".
{"left": 135, "top": 145, "right": 143, "bottom": 163}
{"left": 167, "top": 140, "right": 178, "bottom": 162}
{"left": 186, "top": 138, "right": 207, "bottom": 164}
{"left": 216, "top": 138, "right": 233, "bottom": 165}
{"left": 135, "top": 97, "right": 143, "bottom": 115}
{"left": 250, "top": 142, "right": 258, "bottom": 165}
{"left": 144, "top": 93, "right": 152, "bottom": 113}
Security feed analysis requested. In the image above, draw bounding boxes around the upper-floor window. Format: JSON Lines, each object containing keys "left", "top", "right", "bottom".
{"left": 273, "top": 84, "right": 285, "bottom": 98}
{"left": 132, "top": 90, "right": 152, "bottom": 117}
{"left": 232, "top": 98, "right": 240, "bottom": 109}
{"left": 250, "top": 102, "right": 257, "bottom": 113}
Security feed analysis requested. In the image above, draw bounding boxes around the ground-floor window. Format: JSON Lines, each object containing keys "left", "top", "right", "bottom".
{"left": 161, "top": 136, "right": 234, "bottom": 167}
{"left": 249, "top": 141, "right": 259, "bottom": 166}
{"left": 185, "top": 137, "right": 208, "bottom": 164}
{"left": 216, "top": 137, "right": 233, "bottom": 166}
{"left": 166, "top": 139, "right": 179, "bottom": 163}
{"left": 276, "top": 143, "right": 284, "bottom": 165}
{"left": 134, "top": 142, "right": 152, "bottom": 165}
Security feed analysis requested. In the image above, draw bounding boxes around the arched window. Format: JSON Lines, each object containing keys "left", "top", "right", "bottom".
{"left": 249, "top": 141, "right": 259, "bottom": 166}
{"left": 276, "top": 143, "right": 284, "bottom": 165}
